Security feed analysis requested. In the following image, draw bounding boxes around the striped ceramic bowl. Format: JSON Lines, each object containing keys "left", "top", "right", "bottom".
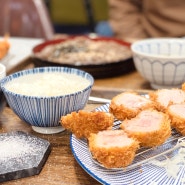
{"left": 0, "top": 67, "right": 94, "bottom": 134}
{"left": 131, "top": 38, "right": 185, "bottom": 89}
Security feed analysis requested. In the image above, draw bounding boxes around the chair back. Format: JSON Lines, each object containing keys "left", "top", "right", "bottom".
{"left": 0, "top": 0, "right": 54, "bottom": 39}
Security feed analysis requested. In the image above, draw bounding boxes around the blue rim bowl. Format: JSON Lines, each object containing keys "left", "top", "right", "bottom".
{"left": 0, "top": 67, "right": 94, "bottom": 128}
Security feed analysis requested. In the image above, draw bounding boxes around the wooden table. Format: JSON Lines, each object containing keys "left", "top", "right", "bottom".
{"left": 0, "top": 56, "right": 153, "bottom": 185}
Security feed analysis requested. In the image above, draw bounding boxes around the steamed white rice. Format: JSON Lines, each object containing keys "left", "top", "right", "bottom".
{"left": 5, "top": 72, "right": 90, "bottom": 97}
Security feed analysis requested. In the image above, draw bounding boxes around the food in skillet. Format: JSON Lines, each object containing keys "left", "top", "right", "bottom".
{"left": 0, "top": 35, "right": 10, "bottom": 59}
{"left": 34, "top": 36, "right": 132, "bottom": 65}
{"left": 61, "top": 110, "right": 114, "bottom": 139}
{"left": 150, "top": 89, "right": 185, "bottom": 112}
{"left": 120, "top": 109, "right": 171, "bottom": 147}
{"left": 88, "top": 130, "right": 139, "bottom": 169}
{"left": 167, "top": 103, "right": 185, "bottom": 135}
{"left": 109, "top": 92, "right": 154, "bottom": 120}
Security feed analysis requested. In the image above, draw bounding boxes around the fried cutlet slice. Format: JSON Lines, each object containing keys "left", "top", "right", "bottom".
{"left": 61, "top": 110, "right": 114, "bottom": 139}
{"left": 88, "top": 130, "right": 139, "bottom": 169}
{"left": 181, "top": 83, "right": 185, "bottom": 91}
{"left": 120, "top": 109, "right": 171, "bottom": 147}
{"left": 109, "top": 92, "right": 154, "bottom": 120}
{"left": 150, "top": 89, "right": 185, "bottom": 112}
{"left": 167, "top": 103, "right": 185, "bottom": 135}
{"left": 0, "top": 34, "right": 10, "bottom": 59}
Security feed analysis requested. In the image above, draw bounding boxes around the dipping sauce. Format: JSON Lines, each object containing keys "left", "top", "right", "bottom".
{"left": 5, "top": 72, "right": 90, "bottom": 97}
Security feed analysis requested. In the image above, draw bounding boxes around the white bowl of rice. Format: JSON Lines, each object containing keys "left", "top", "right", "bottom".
{"left": 0, "top": 67, "right": 94, "bottom": 134}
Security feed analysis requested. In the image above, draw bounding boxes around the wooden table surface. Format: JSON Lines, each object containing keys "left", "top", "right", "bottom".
{"left": 0, "top": 57, "right": 153, "bottom": 185}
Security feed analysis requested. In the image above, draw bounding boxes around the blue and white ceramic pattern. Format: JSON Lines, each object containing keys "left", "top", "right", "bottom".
{"left": 131, "top": 38, "right": 185, "bottom": 89}
{"left": 71, "top": 103, "right": 185, "bottom": 185}
{"left": 0, "top": 67, "right": 94, "bottom": 134}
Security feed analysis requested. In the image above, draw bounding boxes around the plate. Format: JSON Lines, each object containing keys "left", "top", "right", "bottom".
{"left": 0, "top": 37, "right": 43, "bottom": 73}
{"left": 32, "top": 36, "right": 135, "bottom": 79}
{"left": 70, "top": 103, "right": 185, "bottom": 185}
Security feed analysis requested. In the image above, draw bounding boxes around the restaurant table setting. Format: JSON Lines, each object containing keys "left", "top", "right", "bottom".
{"left": 1, "top": 35, "right": 185, "bottom": 185}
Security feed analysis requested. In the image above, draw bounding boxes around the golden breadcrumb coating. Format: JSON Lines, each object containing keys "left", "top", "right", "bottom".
{"left": 120, "top": 109, "right": 171, "bottom": 147}
{"left": 167, "top": 103, "right": 185, "bottom": 135}
{"left": 150, "top": 89, "right": 185, "bottom": 112}
{"left": 109, "top": 92, "right": 154, "bottom": 120}
{"left": 61, "top": 110, "right": 114, "bottom": 139}
{"left": 88, "top": 130, "right": 139, "bottom": 169}
{"left": 182, "top": 83, "right": 185, "bottom": 91}
{"left": 0, "top": 34, "right": 10, "bottom": 59}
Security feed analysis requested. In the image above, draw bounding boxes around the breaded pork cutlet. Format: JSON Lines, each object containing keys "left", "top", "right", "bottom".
{"left": 167, "top": 103, "right": 185, "bottom": 135}
{"left": 88, "top": 130, "right": 139, "bottom": 169}
{"left": 61, "top": 110, "right": 114, "bottom": 139}
{"left": 150, "top": 89, "right": 185, "bottom": 112}
{"left": 181, "top": 83, "right": 185, "bottom": 91}
{"left": 120, "top": 109, "right": 171, "bottom": 147}
{"left": 109, "top": 92, "right": 154, "bottom": 120}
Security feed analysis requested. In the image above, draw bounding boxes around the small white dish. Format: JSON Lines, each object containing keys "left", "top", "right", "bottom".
{"left": 0, "top": 63, "right": 6, "bottom": 81}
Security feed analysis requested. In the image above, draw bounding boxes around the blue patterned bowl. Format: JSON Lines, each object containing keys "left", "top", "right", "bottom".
{"left": 0, "top": 67, "right": 94, "bottom": 134}
{"left": 131, "top": 38, "right": 185, "bottom": 89}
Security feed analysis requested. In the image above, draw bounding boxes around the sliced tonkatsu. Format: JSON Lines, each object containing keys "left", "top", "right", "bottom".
{"left": 150, "top": 89, "right": 185, "bottom": 112}
{"left": 88, "top": 130, "right": 139, "bottom": 168}
{"left": 167, "top": 103, "right": 185, "bottom": 135}
{"left": 120, "top": 109, "right": 171, "bottom": 147}
{"left": 109, "top": 92, "right": 154, "bottom": 120}
{"left": 61, "top": 110, "right": 114, "bottom": 139}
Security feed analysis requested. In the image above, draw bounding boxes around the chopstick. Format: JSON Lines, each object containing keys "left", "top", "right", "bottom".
{"left": 88, "top": 96, "right": 111, "bottom": 104}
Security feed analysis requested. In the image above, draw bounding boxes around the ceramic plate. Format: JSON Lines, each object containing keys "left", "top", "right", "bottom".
{"left": 32, "top": 36, "right": 135, "bottom": 79}
{"left": 0, "top": 37, "right": 43, "bottom": 73}
{"left": 70, "top": 103, "right": 185, "bottom": 185}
